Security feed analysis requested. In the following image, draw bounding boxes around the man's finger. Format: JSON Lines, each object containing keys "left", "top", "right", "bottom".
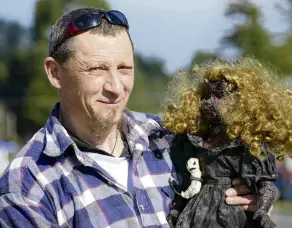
{"left": 242, "top": 204, "right": 273, "bottom": 216}
{"left": 226, "top": 184, "right": 251, "bottom": 196}
{"left": 268, "top": 205, "right": 273, "bottom": 216}
{"left": 242, "top": 204, "right": 257, "bottom": 212}
{"left": 243, "top": 205, "right": 273, "bottom": 214}
{"left": 225, "top": 195, "right": 258, "bottom": 205}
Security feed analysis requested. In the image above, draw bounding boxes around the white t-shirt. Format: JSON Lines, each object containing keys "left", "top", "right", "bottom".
{"left": 86, "top": 152, "right": 134, "bottom": 193}
{"left": 0, "top": 149, "right": 9, "bottom": 175}
{"left": 284, "top": 155, "right": 292, "bottom": 173}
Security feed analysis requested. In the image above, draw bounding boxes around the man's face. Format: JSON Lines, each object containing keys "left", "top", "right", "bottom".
{"left": 59, "top": 30, "right": 134, "bottom": 132}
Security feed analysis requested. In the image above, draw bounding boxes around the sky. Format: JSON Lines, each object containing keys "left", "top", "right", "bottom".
{"left": 0, "top": 0, "right": 288, "bottom": 72}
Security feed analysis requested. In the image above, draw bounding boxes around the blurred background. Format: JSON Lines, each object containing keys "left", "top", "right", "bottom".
{"left": 0, "top": 0, "right": 292, "bottom": 226}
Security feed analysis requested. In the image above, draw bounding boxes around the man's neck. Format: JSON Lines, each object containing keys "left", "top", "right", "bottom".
{"left": 59, "top": 107, "right": 124, "bottom": 157}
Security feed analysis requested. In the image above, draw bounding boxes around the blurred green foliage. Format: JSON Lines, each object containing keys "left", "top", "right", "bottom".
{"left": 191, "top": 0, "right": 292, "bottom": 77}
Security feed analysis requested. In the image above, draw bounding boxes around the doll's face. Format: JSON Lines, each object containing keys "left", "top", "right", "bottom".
{"left": 203, "top": 79, "right": 229, "bottom": 100}
{"left": 200, "top": 79, "right": 234, "bottom": 123}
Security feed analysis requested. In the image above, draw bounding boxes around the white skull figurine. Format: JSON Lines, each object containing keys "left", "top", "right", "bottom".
{"left": 181, "top": 158, "right": 202, "bottom": 199}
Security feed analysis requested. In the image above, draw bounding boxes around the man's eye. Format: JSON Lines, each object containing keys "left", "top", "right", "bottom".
{"left": 89, "top": 67, "right": 104, "bottom": 71}
{"left": 118, "top": 66, "right": 133, "bottom": 74}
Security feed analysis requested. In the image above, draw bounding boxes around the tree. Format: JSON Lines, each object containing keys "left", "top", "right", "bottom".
{"left": 188, "top": 0, "right": 292, "bottom": 78}
{"left": 0, "top": 19, "right": 31, "bottom": 138}
{"left": 127, "top": 53, "right": 169, "bottom": 114}
{"left": 220, "top": 0, "right": 274, "bottom": 62}
{"left": 0, "top": 19, "right": 27, "bottom": 59}
{"left": 275, "top": 0, "right": 292, "bottom": 32}
{"left": 220, "top": 0, "right": 292, "bottom": 76}
{"left": 189, "top": 51, "right": 219, "bottom": 70}
{"left": 134, "top": 53, "right": 168, "bottom": 79}
{"left": 272, "top": 0, "right": 292, "bottom": 76}
{"left": 0, "top": 19, "right": 29, "bottom": 87}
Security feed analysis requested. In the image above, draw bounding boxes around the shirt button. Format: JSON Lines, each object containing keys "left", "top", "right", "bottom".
{"left": 154, "top": 150, "right": 163, "bottom": 159}
{"left": 139, "top": 204, "right": 144, "bottom": 211}
{"left": 156, "top": 130, "right": 164, "bottom": 138}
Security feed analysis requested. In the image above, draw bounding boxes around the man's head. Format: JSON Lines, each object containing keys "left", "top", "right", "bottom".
{"left": 45, "top": 8, "right": 134, "bottom": 138}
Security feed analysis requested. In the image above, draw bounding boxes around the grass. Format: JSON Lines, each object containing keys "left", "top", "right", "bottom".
{"left": 274, "top": 200, "right": 292, "bottom": 214}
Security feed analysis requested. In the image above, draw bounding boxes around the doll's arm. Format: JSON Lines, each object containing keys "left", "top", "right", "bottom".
{"left": 240, "top": 146, "right": 277, "bottom": 228}
{"left": 167, "top": 158, "right": 203, "bottom": 227}
{"left": 181, "top": 158, "right": 203, "bottom": 199}
{"left": 169, "top": 158, "right": 203, "bottom": 199}
{"left": 253, "top": 180, "right": 276, "bottom": 228}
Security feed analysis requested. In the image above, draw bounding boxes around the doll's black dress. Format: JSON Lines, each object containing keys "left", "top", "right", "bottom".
{"left": 168, "top": 133, "right": 278, "bottom": 228}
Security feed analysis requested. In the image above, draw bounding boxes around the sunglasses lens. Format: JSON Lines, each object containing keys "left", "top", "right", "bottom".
{"left": 74, "top": 13, "right": 101, "bottom": 30}
{"left": 107, "top": 11, "right": 128, "bottom": 28}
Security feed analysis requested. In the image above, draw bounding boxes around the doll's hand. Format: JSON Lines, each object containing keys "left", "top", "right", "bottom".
{"left": 225, "top": 178, "right": 273, "bottom": 215}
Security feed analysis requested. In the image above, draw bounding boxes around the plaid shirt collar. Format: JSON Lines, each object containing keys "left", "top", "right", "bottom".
{"left": 43, "top": 103, "right": 162, "bottom": 158}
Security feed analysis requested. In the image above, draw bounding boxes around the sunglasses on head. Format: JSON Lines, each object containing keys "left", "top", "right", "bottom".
{"left": 50, "top": 10, "right": 129, "bottom": 56}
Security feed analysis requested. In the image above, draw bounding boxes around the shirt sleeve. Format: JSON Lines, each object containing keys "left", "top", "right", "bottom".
{"left": 0, "top": 156, "right": 59, "bottom": 228}
{"left": 0, "top": 192, "right": 59, "bottom": 228}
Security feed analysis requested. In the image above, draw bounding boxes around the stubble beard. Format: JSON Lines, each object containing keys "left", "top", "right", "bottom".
{"left": 88, "top": 107, "right": 124, "bottom": 139}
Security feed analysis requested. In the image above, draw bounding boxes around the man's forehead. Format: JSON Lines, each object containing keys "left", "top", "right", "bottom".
{"left": 70, "top": 32, "right": 133, "bottom": 57}
{"left": 73, "top": 31, "right": 130, "bottom": 46}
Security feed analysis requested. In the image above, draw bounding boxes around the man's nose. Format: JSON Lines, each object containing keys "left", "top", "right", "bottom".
{"left": 104, "top": 71, "right": 123, "bottom": 95}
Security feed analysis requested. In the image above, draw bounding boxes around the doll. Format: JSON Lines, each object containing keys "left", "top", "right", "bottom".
{"left": 163, "top": 58, "right": 292, "bottom": 228}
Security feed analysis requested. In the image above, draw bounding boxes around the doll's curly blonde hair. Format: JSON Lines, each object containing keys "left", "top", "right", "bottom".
{"left": 162, "top": 57, "right": 292, "bottom": 159}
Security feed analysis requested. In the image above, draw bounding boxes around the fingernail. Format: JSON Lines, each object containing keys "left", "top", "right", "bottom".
{"left": 226, "top": 189, "right": 235, "bottom": 196}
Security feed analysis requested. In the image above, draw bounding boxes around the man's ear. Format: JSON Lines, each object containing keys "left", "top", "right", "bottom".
{"left": 44, "top": 57, "right": 62, "bottom": 89}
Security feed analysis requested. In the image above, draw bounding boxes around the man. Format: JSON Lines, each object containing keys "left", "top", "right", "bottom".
{"left": 0, "top": 8, "right": 263, "bottom": 227}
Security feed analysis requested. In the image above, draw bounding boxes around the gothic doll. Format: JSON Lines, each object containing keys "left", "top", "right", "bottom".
{"left": 163, "top": 58, "right": 292, "bottom": 228}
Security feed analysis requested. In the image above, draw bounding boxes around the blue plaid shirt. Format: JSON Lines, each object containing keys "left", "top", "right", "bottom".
{"left": 0, "top": 104, "right": 177, "bottom": 228}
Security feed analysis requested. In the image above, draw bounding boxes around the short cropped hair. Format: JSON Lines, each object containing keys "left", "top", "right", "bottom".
{"left": 48, "top": 8, "right": 133, "bottom": 63}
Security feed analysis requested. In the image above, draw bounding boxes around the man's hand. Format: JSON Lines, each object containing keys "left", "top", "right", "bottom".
{"left": 225, "top": 178, "right": 273, "bottom": 215}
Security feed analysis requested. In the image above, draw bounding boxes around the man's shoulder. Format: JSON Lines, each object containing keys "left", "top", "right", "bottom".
{"left": 126, "top": 110, "right": 162, "bottom": 124}
{"left": 126, "top": 110, "right": 174, "bottom": 143}
{"left": 0, "top": 128, "right": 47, "bottom": 194}
{"left": 126, "top": 110, "right": 168, "bottom": 133}
{"left": 14, "top": 128, "right": 47, "bottom": 160}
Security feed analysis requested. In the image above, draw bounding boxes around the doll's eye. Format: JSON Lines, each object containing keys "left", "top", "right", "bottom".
{"left": 193, "top": 161, "right": 196, "bottom": 165}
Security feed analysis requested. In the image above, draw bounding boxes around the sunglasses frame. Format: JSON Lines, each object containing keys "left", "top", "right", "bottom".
{"left": 50, "top": 10, "right": 129, "bottom": 56}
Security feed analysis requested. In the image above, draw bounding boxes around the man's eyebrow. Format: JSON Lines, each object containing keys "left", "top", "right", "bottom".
{"left": 118, "top": 61, "right": 133, "bottom": 66}
{"left": 84, "top": 60, "right": 111, "bottom": 66}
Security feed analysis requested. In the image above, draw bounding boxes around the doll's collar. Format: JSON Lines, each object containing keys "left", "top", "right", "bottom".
{"left": 187, "top": 133, "right": 240, "bottom": 152}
